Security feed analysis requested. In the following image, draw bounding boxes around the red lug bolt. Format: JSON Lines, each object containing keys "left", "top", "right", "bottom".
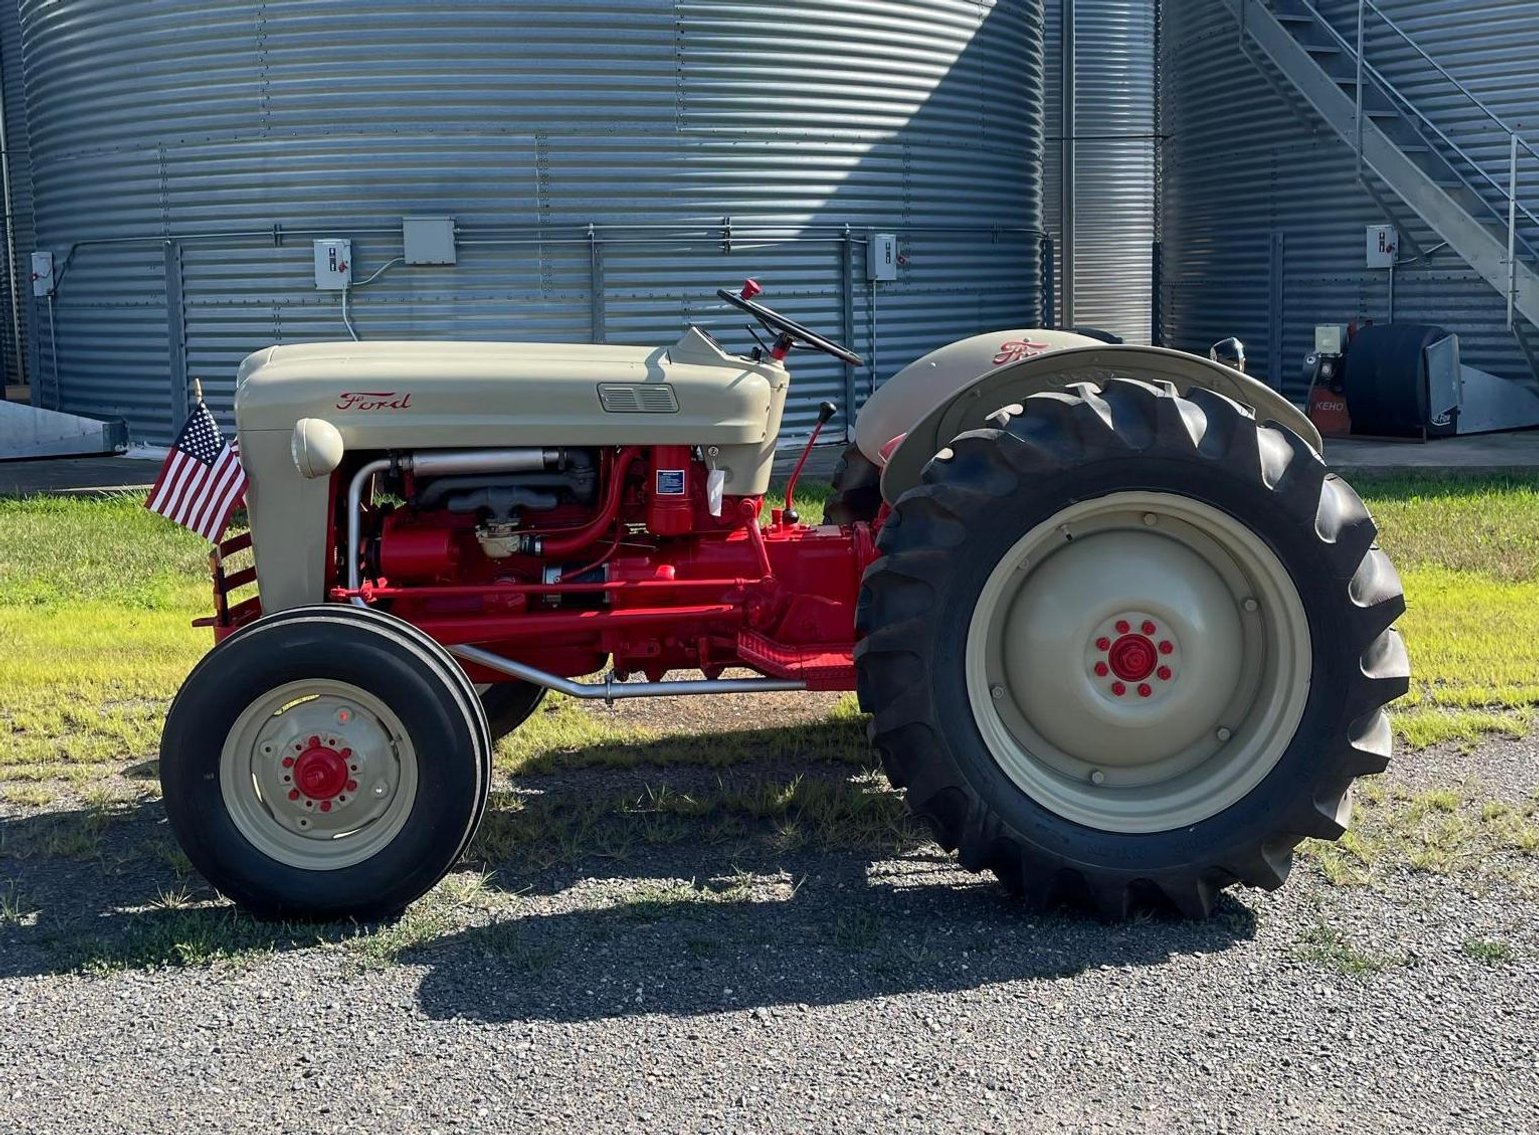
{"left": 1094, "top": 662, "right": 1109, "bottom": 677}
{"left": 1096, "top": 637, "right": 1111, "bottom": 651}
{"left": 1138, "top": 683, "right": 1152, "bottom": 698}
{"left": 346, "top": 780, "right": 358, "bottom": 793}
{"left": 288, "top": 789, "right": 300, "bottom": 801}
{"left": 1157, "top": 666, "right": 1172, "bottom": 681}
{"left": 1159, "top": 640, "right": 1174, "bottom": 655}
{"left": 320, "top": 801, "right": 332, "bottom": 813}
{"left": 1115, "top": 620, "right": 1130, "bottom": 635}
{"left": 281, "top": 756, "right": 295, "bottom": 769}
{"left": 1141, "top": 620, "right": 1157, "bottom": 636}
{"left": 1111, "top": 682, "right": 1126, "bottom": 697}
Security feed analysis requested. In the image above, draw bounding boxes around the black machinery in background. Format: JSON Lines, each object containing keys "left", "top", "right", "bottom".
{"left": 1304, "top": 322, "right": 1539, "bottom": 439}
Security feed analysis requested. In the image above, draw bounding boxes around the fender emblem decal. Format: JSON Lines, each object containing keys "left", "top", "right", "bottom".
{"left": 993, "top": 339, "right": 1052, "bottom": 366}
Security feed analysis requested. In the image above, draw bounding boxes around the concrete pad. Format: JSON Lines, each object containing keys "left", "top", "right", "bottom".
{"left": 1324, "top": 430, "right": 1539, "bottom": 477}
{"left": 0, "top": 456, "right": 157, "bottom": 498}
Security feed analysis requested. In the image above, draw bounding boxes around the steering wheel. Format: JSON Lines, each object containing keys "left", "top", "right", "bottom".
{"left": 716, "top": 282, "right": 865, "bottom": 367}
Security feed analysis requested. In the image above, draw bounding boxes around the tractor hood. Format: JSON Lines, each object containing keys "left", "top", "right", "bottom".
{"left": 234, "top": 329, "right": 787, "bottom": 450}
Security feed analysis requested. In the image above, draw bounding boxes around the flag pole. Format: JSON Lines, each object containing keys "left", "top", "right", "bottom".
{"left": 192, "top": 378, "right": 203, "bottom": 405}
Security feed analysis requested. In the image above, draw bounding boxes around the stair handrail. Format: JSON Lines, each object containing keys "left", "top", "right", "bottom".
{"left": 1275, "top": 0, "right": 1539, "bottom": 271}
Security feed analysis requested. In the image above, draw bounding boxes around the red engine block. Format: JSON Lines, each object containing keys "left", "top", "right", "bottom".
{"left": 347, "top": 446, "right": 878, "bottom": 691}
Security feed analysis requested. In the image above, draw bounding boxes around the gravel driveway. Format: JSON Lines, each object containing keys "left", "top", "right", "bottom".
{"left": 1, "top": 711, "right": 1536, "bottom": 1134}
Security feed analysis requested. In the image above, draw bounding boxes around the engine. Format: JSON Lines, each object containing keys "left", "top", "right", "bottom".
{"left": 357, "top": 445, "right": 869, "bottom": 685}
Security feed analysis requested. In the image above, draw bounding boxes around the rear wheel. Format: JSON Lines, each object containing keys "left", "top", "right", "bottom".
{"left": 160, "top": 605, "right": 491, "bottom": 920}
{"left": 825, "top": 442, "right": 884, "bottom": 526}
{"left": 856, "top": 378, "right": 1409, "bottom": 917}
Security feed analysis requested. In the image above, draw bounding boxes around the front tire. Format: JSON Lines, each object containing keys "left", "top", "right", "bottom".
{"left": 160, "top": 606, "right": 491, "bottom": 920}
{"left": 856, "top": 379, "right": 1409, "bottom": 918}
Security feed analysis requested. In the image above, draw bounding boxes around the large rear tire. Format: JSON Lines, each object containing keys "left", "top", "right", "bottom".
{"left": 160, "top": 605, "right": 491, "bottom": 920}
{"left": 825, "top": 442, "right": 884, "bottom": 526}
{"left": 855, "top": 378, "right": 1409, "bottom": 918}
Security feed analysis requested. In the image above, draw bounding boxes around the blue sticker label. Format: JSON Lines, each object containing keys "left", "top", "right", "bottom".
{"left": 656, "top": 469, "right": 686, "bottom": 496}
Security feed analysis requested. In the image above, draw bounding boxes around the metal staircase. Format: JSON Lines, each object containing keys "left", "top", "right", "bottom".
{"left": 1229, "top": 0, "right": 1539, "bottom": 358}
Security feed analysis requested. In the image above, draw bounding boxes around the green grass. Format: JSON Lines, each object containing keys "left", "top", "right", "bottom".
{"left": 0, "top": 473, "right": 1536, "bottom": 816}
{"left": 1294, "top": 922, "right": 1412, "bottom": 976}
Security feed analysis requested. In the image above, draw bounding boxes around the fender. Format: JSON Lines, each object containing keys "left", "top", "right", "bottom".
{"left": 867, "top": 342, "right": 1323, "bottom": 503}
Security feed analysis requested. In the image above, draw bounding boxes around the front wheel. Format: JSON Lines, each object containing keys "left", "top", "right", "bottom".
{"left": 159, "top": 606, "right": 491, "bottom": 920}
{"left": 856, "top": 378, "right": 1409, "bottom": 917}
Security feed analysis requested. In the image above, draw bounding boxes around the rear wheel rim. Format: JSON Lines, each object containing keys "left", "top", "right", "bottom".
{"left": 964, "top": 491, "right": 1311, "bottom": 834}
{"left": 219, "top": 679, "right": 419, "bottom": 870}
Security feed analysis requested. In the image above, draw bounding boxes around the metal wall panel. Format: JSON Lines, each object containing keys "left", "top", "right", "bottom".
{"left": 1042, "top": 0, "right": 1156, "bottom": 344}
{"left": 1161, "top": 0, "right": 1535, "bottom": 397}
{"left": 17, "top": 0, "right": 1043, "bottom": 443}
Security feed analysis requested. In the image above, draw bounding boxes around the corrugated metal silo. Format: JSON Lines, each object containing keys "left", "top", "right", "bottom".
{"left": 1043, "top": 0, "right": 1156, "bottom": 344}
{"left": 1160, "top": 0, "right": 1537, "bottom": 396}
{"left": 11, "top": 0, "right": 1044, "bottom": 443}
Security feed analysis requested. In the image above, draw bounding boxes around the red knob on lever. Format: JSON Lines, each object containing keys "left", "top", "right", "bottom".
{"left": 740, "top": 278, "right": 763, "bottom": 301}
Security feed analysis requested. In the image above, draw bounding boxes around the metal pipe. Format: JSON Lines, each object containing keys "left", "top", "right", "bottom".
{"left": 0, "top": 46, "right": 23, "bottom": 393}
{"left": 410, "top": 448, "right": 556, "bottom": 478}
{"left": 1354, "top": 0, "right": 1365, "bottom": 180}
{"left": 346, "top": 458, "right": 394, "bottom": 605}
{"left": 449, "top": 643, "right": 805, "bottom": 701}
{"left": 1060, "top": 0, "right": 1076, "bottom": 328}
{"left": 1509, "top": 132, "right": 1520, "bottom": 330}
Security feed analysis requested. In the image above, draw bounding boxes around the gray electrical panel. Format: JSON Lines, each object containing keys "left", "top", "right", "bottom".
{"left": 403, "top": 216, "right": 457, "bottom": 265}
{"left": 312, "top": 239, "right": 352, "bottom": 290}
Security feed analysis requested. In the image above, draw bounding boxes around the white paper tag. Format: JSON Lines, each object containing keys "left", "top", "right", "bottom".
{"left": 706, "top": 468, "right": 725, "bottom": 517}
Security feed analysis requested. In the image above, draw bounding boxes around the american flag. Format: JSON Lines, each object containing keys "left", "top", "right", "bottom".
{"left": 144, "top": 400, "right": 247, "bottom": 543}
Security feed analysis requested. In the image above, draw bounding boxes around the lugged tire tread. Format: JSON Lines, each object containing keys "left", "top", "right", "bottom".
{"left": 856, "top": 378, "right": 1410, "bottom": 919}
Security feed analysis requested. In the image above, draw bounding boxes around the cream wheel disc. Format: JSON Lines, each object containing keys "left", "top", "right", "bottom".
{"left": 219, "top": 679, "right": 420, "bottom": 870}
{"left": 965, "top": 491, "right": 1311, "bottom": 833}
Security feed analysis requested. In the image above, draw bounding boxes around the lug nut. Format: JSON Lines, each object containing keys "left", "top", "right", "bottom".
{"left": 288, "top": 789, "right": 300, "bottom": 801}
{"left": 282, "top": 756, "right": 295, "bottom": 769}
{"left": 1096, "top": 636, "right": 1111, "bottom": 651}
{"left": 320, "top": 801, "right": 332, "bottom": 813}
{"left": 1111, "top": 682, "right": 1126, "bottom": 697}
{"left": 1142, "top": 513, "right": 1157, "bottom": 527}
{"left": 1216, "top": 727, "right": 1233, "bottom": 742}
{"left": 1090, "top": 769, "right": 1107, "bottom": 785}
{"left": 1242, "top": 598, "right": 1259, "bottom": 613}
{"left": 990, "top": 685, "right": 1004, "bottom": 700}
{"left": 1141, "top": 620, "right": 1157, "bottom": 636}
{"left": 1157, "top": 666, "right": 1172, "bottom": 681}
{"left": 1159, "top": 640, "right": 1173, "bottom": 655}
{"left": 1094, "top": 662, "right": 1109, "bottom": 677}
{"left": 1115, "top": 620, "right": 1130, "bottom": 635}
{"left": 1137, "top": 684, "right": 1152, "bottom": 698}
{"left": 346, "top": 779, "right": 358, "bottom": 793}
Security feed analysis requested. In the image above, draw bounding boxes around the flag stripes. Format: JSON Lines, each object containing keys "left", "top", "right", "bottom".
{"left": 145, "top": 402, "right": 247, "bottom": 544}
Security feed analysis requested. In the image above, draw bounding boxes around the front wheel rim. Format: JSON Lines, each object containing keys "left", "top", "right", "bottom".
{"left": 219, "top": 679, "right": 420, "bottom": 871}
{"left": 965, "top": 491, "right": 1312, "bottom": 834}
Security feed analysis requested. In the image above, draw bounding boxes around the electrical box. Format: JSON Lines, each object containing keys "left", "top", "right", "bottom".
{"left": 29, "top": 251, "right": 53, "bottom": 297}
{"left": 867, "top": 233, "right": 898, "bottom": 282}
{"left": 403, "top": 216, "right": 457, "bottom": 265}
{"left": 1315, "top": 324, "right": 1348, "bottom": 355}
{"left": 313, "top": 238, "right": 352, "bottom": 290}
{"left": 1366, "top": 224, "right": 1398, "bottom": 269}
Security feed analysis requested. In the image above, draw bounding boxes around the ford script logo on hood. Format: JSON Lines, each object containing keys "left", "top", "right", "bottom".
{"left": 336, "top": 391, "right": 413, "bottom": 411}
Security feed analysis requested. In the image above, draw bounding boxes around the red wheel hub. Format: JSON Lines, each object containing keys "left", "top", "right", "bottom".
{"left": 292, "top": 743, "right": 350, "bottom": 802}
{"left": 1107, "top": 635, "right": 1158, "bottom": 682}
{"left": 1088, "top": 614, "right": 1178, "bottom": 699}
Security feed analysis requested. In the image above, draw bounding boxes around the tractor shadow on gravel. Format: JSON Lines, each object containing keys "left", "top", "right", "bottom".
{"left": 410, "top": 854, "right": 1259, "bottom": 1024}
{"left": 0, "top": 723, "right": 1258, "bottom": 995}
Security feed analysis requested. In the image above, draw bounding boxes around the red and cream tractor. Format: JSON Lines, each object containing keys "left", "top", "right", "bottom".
{"left": 160, "top": 281, "right": 1408, "bottom": 920}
